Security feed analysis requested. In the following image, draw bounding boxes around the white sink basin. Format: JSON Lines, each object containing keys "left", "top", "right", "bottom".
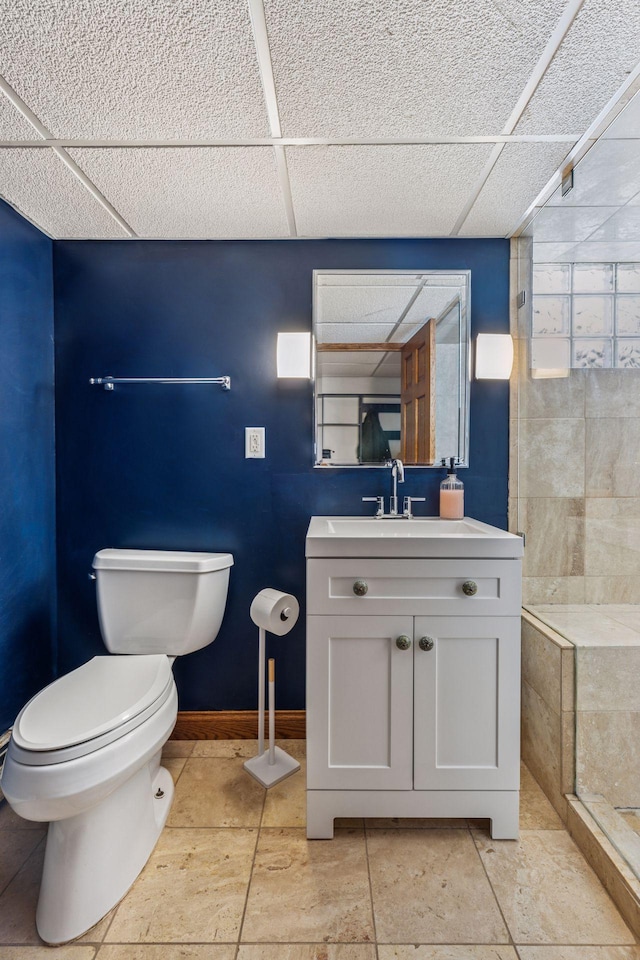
{"left": 306, "top": 516, "right": 524, "bottom": 559}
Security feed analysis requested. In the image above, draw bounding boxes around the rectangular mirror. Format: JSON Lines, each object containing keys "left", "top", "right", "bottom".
{"left": 313, "top": 270, "right": 470, "bottom": 467}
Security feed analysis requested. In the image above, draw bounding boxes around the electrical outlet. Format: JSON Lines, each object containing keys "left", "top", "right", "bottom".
{"left": 245, "top": 427, "right": 265, "bottom": 458}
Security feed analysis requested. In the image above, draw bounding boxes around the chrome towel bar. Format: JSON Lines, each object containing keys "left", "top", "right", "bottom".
{"left": 89, "top": 376, "right": 231, "bottom": 391}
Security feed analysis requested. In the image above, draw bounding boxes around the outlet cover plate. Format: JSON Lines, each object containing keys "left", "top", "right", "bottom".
{"left": 245, "top": 426, "right": 265, "bottom": 458}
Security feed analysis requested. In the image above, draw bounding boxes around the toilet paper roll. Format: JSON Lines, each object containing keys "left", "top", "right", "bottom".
{"left": 250, "top": 588, "right": 299, "bottom": 636}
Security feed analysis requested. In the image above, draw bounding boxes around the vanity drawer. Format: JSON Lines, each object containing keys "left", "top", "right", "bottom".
{"left": 307, "top": 558, "right": 521, "bottom": 617}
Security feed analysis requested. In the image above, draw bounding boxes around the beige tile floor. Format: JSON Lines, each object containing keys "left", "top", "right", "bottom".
{"left": 0, "top": 740, "right": 639, "bottom": 959}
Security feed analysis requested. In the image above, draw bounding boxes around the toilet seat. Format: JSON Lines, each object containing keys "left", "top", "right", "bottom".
{"left": 11, "top": 655, "right": 175, "bottom": 765}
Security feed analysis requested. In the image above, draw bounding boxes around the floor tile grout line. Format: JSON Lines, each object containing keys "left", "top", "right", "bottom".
{"left": 363, "top": 824, "right": 380, "bottom": 959}
{"left": 0, "top": 832, "right": 43, "bottom": 900}
{"left": 469, "top": 827, "right": 516, "bottom": 948}
{"left": 233, "top": 777, "right": 268, "bottom": 957}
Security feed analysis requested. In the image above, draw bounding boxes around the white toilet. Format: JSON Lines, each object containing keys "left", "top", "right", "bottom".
{"left": 1, "top": 547, "right": 233, "bottom": 945}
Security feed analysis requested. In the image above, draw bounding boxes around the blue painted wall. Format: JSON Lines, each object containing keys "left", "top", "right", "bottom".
{"left": 53, "top": 238, "right": 509, "bottom": 711}
{"left": 0, "top": 200, "right": 56, "bottom": 731}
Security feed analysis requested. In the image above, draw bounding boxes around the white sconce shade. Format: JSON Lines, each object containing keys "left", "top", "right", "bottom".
{"left": 475, "top": 334, "right": 514, "bottom": 380}
{"left": 277, "top": 332, "right": 312, "bottom": 378}
{"left": 530, "top": 338, "right": 570, "bottom": 379}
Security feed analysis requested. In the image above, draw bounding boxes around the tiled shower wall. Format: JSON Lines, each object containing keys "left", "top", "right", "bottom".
{"left": 511, "top": 239, "right": 640, "bottom": 605}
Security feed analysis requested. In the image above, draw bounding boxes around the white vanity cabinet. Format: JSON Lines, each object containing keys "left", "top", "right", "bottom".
{"left": 305, "top": 525, "right": 524, "bottom": 841}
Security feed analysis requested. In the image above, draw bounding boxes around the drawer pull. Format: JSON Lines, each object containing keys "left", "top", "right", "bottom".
{"left": 395, "top": 635, "right": 411, "bottom": 651}
{"left": 418, "top": 636, "right": 434, "bottom": 651}
{"left": 462, "top": 580, "right": 478, "bottom": 596}
{"left": 353, "top": 580, "right": 368, "bottom": 597}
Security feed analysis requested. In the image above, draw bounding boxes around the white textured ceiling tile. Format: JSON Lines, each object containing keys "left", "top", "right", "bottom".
{"left": 0, "top": 149, "right": 126, "bottom": 238}
{"left": 0, "top": 97, "right": 41, "bottom": 139}
{"left": 318, "top": 323, "right": 397, "bottom": 342}
{"left": 406, "top": 287, "right": 461, "bottom": 321}
{"left": 265, "top": 0, "right": 567, "bottom": 137}
{"left": 316, "top": 361, "right": 379, "bottom": 377}
{"left": 317, "top": 286, "right": 419, "bottom": 324}
{"left": 288, "top": 144, "right": 495, "bottom": 237}
{"left": 0, "top": 0, "right": 268, "bottom": 138}
{"left": 515, "top": 0, "right": 640, "bottom": 135}
{"left": 68, "top": 148, "right": 289, "bottom": 238}
{"left": 459, "top": 142, "right": 571, "bottom": 237}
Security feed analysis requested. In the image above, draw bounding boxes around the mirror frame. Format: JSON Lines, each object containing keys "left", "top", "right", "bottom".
{"left": 312, "top": 269, "right": 471, "bottom": 468}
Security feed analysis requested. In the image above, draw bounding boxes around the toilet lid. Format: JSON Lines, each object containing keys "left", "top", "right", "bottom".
{"left": 13, "top": 655, "right": 173, "bottom": 752}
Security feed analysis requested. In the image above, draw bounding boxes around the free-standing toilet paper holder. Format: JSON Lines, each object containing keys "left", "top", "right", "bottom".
{"left": 243, "top": 589, "right": 301, "bottom": 789}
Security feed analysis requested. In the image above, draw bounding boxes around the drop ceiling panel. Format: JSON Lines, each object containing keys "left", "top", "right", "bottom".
{"left": 527, "top": 205, "right": 619, "bottom": 242}
{"left": 316, "top": 361, "right": 379, "bottom": 378}
{"left": 547, "top": 139, "right": 640, "bottom": 207}
{"left": 0, "top": 149, "right": 126, "bottom": 238}
{"left": 288, "top": 144, "right": 495, "bottom": 237}
{"left": 515, "top": 0, "right": 640, "bottom": 135}
{"left": 68, "top": 148, "right": 289, "bottom": 238}
{"left": 376, "top": 355, "right": 402, "bottom": 376}
{"left": 318, "top": 274, "right": 427, "bottom": 287}
{"left": 317, "top": 323, "right": 397, "bottom": 343}
{"left": 405, "top": 287, "right": 461, "bottom": 322}
{"left": 459, "top": 142, "right": 571, "bottom": 236}
{"left": 265, "top": 0, "right": 568, "bottom": 137}
{"left": 0, "top": 97, "right": 41, "bottom": 139}
{"left": 0, "top": 0, "right": 269, "bottom": 138}
{"left": 316, "top": 284, "right": 422, "bottom": 325}
{"left": 315, "top": 286, "right": 424, "bottom": 329}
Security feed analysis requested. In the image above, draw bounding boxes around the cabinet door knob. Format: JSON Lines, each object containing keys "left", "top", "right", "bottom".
{"left": 395, "top": 635, "right": 411, "bottom": 651}
{"left": 462, "top": 580, "right": 478, "bottom": 596}
{"left": 353, "top": 580, "right": 368, "bottom": 597}
{"left": 418, "top": 636, "right": 434, "bottom": 651}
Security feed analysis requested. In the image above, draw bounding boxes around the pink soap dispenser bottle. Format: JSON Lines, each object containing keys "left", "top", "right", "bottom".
{"left": 440, "top": 457, "right": 464, "bottom": 520}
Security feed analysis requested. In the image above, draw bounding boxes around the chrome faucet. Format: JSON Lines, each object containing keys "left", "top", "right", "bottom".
{"left": 362, "top": 457, "right": 425, "bottom": 518}
{"left": 388, "top": 458, "right": 405, "bottom": 516}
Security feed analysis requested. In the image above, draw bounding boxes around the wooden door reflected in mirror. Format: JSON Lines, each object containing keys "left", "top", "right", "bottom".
{"left": 313, "top": 271, "right": 470, "bottom": 468}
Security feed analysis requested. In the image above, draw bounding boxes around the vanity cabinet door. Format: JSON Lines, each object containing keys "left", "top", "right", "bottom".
{"left": 413, "top": 616, "right": 520, "bottom": 792}
{"left": 306, "top": 615, "right": 414, "bottom": 790}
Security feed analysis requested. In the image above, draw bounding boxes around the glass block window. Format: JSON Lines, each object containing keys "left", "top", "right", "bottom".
{"left": 532, "top": 263, "right": 640, "bottom": 370}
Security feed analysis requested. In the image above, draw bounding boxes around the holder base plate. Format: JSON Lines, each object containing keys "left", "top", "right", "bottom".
{"left": 243, "top": 747, "right": 301, "bottom": 789}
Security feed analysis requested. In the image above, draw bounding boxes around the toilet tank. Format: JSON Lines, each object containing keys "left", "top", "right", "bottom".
{"left": 92, "top": 549, "right": 234, "bottom": 655}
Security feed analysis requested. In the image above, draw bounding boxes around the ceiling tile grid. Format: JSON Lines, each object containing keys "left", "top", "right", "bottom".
{"left": 515, "top": 0, "right": 640, "bottom": 136}
{"left": 0, "top": 148, "right": 126, "bottom": 238}
{"left": 459, "top": 141, "right": 572, "bottom": 236}
{"left": 316, "top": 283, "right": 427, "bottom": 325}
{"left": 264, "top": 0, "right": 569, "bottom": 137}
{"left": 286, "top": 143, "right": 495, "bottom": 237}
{"left": 0, "top": 0, "right": 270, "bottom": 139}
{"left": 67, "top": 147, "right": 290, "bottom": 238}
{"left": 0, "top": 0, "right": 634, "bottom": 240}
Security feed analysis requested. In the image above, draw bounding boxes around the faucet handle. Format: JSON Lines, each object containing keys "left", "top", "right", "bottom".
{"left": 363, "top": 496, "right": 385, "bottom": 517}
{"left": 403, "top": 496, "right": 426, "bottom": 518}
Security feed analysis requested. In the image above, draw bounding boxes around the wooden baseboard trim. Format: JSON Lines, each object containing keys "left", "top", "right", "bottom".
{"left": 171, "top": 710, "right": 306, "bottom": 740}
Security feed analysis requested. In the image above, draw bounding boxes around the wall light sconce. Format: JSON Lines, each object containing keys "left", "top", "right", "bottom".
{"left": 475, "top": 334, "right": 514, "bottom": 380}
{"left": 277, "top": 332, "right": 312, "bottom": 378}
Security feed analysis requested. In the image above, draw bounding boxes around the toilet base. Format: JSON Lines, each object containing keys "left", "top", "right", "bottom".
{"left": 36, "top": 755, "right": 174, "bottom": 944}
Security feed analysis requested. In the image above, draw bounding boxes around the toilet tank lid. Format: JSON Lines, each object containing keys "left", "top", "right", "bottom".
{"left": 93, "top": 548, "right": 234, "bottom": 573}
